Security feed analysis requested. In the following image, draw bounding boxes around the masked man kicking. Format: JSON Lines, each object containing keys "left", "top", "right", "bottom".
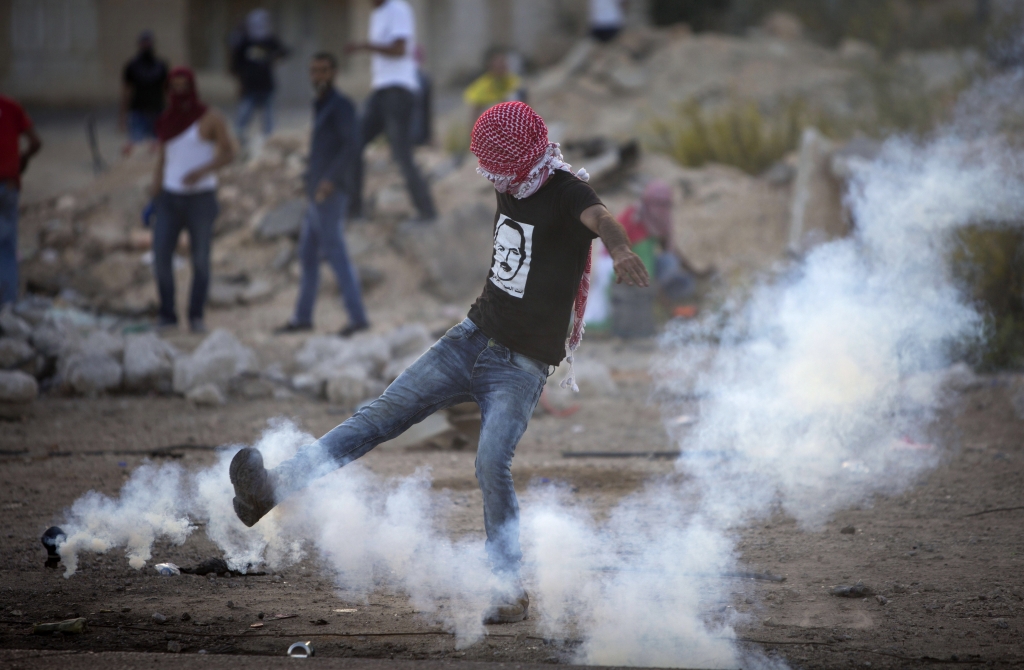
{"left": 229, "top": 101, "right": 648, "bottom": 623}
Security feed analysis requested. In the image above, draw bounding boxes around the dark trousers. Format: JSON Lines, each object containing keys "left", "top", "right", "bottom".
{"left": 153, "top": 190, "right": 218, "bottom": 324}
{"left": 351, "top": 86, "right": 436, "bottom": 219}
{"left": 293, "top": 192, "right": 368, "bottom": 328}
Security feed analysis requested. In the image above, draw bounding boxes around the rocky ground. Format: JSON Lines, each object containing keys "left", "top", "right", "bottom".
{"left": 0, "top": 354, "right": 1023, "bottom": 667}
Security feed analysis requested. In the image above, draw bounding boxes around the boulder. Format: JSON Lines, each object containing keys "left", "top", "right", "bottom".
{"left": 325, "top": 367, "right": 370, "bottom": 406}
{"left": 382, "top": 352, "right": 424, "bottom": 384}
{"left": 291, "top": 372, "right": 325, "bottom": 397}
{"left": 123, "top": 333, "right": 179, "bottom": 393}
{"left": 255, "top": 199, "right": 306, "bottom": 240}
{"left": 30, "top": 322, "right": 68, "bottom": 358}
{"left": 0, "top": 306, "right": 32, "bottom": 340}
{"left": 172, "top": 329, "right": 257, "bottom": 394}
{"left": 62, "top": 354, "right": 123, "bottom": 395}
{"left": 186, "top": 383, "right": 226, "bottom": 407}
{"left": 58, "top": 330, "right": 125, "bottom": 395}
{"left": 0, "top": 337, "right": 34, "bottom": 369}
{"left": 295, "top": 334, "right": 390, "bottom": 378}
{"left": 0, "top": 370, "right": 38, "bottom": 403}
{"left": 386, "top": 323, "right": 433, "bottom": 359}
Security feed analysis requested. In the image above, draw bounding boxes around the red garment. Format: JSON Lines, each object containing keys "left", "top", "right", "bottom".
{"left": 155, "top": 67, "right": 208, "bottom": 142}
{"left": 0, "top": 95, "right": 32, "bottom": 189}
{"left": 470, "top": 101, "right": 550, "bottom": 189}
{"left": 617, "top": 205, "right": 652, "bottom": 245}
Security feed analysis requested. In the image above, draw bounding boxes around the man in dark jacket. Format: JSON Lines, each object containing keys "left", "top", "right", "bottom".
{"left": 231, "top": 9, "right": 289, "bottom": 147}
{"left": 276, "top": 53, "right": 369, "bottom": 337}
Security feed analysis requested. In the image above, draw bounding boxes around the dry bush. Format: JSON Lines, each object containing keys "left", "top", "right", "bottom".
{"left": 649, "top": 99, "right": 808, "bottom": 175}
{"left": 950, "top": 225, "right": 1024, "bottom": 371}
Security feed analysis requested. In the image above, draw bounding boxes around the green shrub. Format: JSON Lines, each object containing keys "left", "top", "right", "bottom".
{"left": 649, "top": 99, "right": 808, "bottom": 175}
{"left": 949, "top": 225, "right": 1024, "bottom": 371}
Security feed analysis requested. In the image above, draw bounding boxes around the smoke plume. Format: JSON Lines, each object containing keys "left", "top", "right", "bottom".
{"left": 55, "top": 71, "right": 1023, "bottom": 667}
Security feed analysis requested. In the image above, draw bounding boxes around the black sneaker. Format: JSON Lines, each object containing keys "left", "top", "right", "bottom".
{"left": 339, "top": 323, "right": 370, "bottom": 338}
{"left": 483, "top": 589, "right": 529, "bottom": 624}
{"left": 229, "top": 448, "right": 278, "bottom": 527}
{"left": 274, "top": 322, "right": 313, "bottom": 335}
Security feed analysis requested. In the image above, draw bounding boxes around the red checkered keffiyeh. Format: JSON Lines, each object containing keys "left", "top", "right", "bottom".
{"left": 471, "top": 102, "right": 592, "bottom": 392}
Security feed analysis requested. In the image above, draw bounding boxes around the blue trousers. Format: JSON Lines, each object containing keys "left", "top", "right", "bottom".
{"left": 0, "top": 183, "right": 20, "bottom": 306}
{"left": 152, "top": 190, "right": 218, "bottom": 324}
{"left": 236, "top": 91, "right": 274, "bottom": 141}
{"left": 292, "top": 193, "right": 368, "bottom": 328}
{"left": 273, "top": 318, "right": 548, "bottom": 575}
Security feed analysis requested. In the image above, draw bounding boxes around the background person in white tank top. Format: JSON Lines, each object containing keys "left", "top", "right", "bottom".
{"left": 151, "top": 67, "right": 235, "bottom": 333}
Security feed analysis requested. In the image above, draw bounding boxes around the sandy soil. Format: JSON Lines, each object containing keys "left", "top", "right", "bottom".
{"left": 1, "top": 359, "right": 1022, "bottom": 668}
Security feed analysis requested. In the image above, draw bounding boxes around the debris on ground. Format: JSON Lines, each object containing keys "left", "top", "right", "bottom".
{"left": 154, "top": 562, "right": 180, "bottom": 576}
{"left": 830, "top": 581, "right": 873, "bottom": 597}
{"left": 32, "top": 617, "right": 87, "bottom": 634}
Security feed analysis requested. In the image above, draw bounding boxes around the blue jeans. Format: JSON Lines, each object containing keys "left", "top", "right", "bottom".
{"left": 293, "top": 192, "right": 368, "bottom": 328}
{"left": 236, "top": 91, "right": 274, "bottom": 141}
{"left": 152, "top": 190, "right": 218, "bottom": 324}
{"left": 127, "top": 111, "right": 159, "bottom": 142}
{"left": 273, "top": 318, "right": 548, "bottom": 575}
{"left": 0, "top": 183, "right": 18, "bottom": 306}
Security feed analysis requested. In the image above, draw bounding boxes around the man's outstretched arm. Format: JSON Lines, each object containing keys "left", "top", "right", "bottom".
{"left": 580, "top": 203, "right": 650, "bottom": 287}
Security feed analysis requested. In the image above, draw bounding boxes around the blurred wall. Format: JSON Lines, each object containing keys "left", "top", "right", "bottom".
{"left": 0, "top": 0, "right": 645, "bottom": 106}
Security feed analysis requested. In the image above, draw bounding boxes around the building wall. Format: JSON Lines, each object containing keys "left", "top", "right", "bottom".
{"left": 0, "top": 0, "right": 640, "bottom": 105}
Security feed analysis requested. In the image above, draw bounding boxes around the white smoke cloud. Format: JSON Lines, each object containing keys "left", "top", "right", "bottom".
{"left": 54, "top": 71, "right": 1023, "bottom": 666}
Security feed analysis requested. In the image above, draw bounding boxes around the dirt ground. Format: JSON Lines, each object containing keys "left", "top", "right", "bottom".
{"left": 1, "top": 354, "right": 1022, "bottom": 668}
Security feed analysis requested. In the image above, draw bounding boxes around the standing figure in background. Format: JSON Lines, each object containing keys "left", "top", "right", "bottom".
{"left": 151, "top": 68, "right": 235, "bottom": 333}
{"left": 410, "top": 45, "right": 433, "bottom": 147}
{"left": 463, "top": 48, "right": 524, "bottom": 122}
{"left": 231, "top": 9, "right": 289, "bottom": 150}
{"left": 617, "top": 180, "right": 710, "bottom": 301}
{"left": 276, "top": 53, "right": 369, "bottom": 338}
{"left": 589, "top": 0, "right": 627, "bottom": 42}
{"left": 0, "top": 94, "right": 41, "bottom": 306}
{"left": 120, "top": 30, "right": 168, "bottom": 156}
{"left": 347, "top": 0, "right": 437, "bottom": 223}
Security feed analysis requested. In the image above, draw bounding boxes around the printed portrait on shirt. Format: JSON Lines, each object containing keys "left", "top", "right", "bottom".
{"left": 489, "top": 215, "right": 533, "bottom": 298}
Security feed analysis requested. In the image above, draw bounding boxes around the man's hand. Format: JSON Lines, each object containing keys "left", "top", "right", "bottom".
{"left": 181, "top": 168, "right": 206, "bottom": 186}
{"left": 315, "top": 179, "right": 335, "bottom": 204}
{"left": 609, "top": 244, "right": 650, "bottom": 287}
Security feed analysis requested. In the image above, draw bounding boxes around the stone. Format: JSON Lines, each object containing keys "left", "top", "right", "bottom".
{"left": 295, "top": 334, "right": 390, "bottom": 378}
{"left": 408, "top": 202, "right": 495, "bottom": 301}
{"left": 761, "top": 11, "right": 803, "bottom": 40}
{"left": 382, "top": 352, "right": 423, "bottom": 384}
{"left": 123, "top": 333, "right": 179, "bottom": 393}
{"left": 82, "top": 252, "right": 141, "bottom": 297}
{"left": 151, "top": 612, "right": 167, "bottom": 624}
{"left": 239, "top": 278, "right": 274, "bottom": 304}
{"left": 167, "top": 640, "right": 182, "bottom": 653}
{"left": 58, "top": 330, "right": 125, "bottom": 395}
{"left": 0, "top": 306, "right": 32, "bottom": 340}
{"left": 187, "top": 383, "right": 226, "bottom": 407}
{"left": 291, "top": 373, "right": 324, "bottom": 397}
{"left": 386, "top": 323, "right": 432, "bottom": 359}
{"left": 325, "top": 367, "right": 369, "bottom": 406}
{"left": 0, "top": 370, "right": 38, "bottom": 403}
{"left": 172, "top": 329, "right": 257, "bottom": 394}
{"left": 0, "top": 337, "right": 34, "bottom": 369}
{"left": 63, "top": 355, "right": 123, "bottom": 395}
{"left": 255, "top": 199, "right": 306, "bottom": 240}
{"left": 208, "top": 280, "right": 243, "bottom": 308}
{"left": 30, "top": 322, "right": 68, "bottom": 358}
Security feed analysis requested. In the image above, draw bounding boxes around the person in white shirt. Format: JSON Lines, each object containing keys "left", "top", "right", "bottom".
{"left": 589, "top": 0, "right": 627, "bottom": 43}
{"left": 347, "top": 0, "right": 436, "bottom": 223}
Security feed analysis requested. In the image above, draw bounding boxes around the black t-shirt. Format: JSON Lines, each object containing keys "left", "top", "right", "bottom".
{"left": 122, "top": 53, "right": 168, "bottom": 114}
{"left": 468, "top": 170, "right": 601, "bottom": 366}
{"left": 231, "top": 37, "right": 287, "bottom": 94}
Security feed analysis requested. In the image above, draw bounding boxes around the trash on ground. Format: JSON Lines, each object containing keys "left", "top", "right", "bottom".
{"left": 154, "top": 562, "right": 180, "bottom": 576}
{"left": 32, "top": 617, "right": 86, "bottom": 634}
{"left": 41, "top": 526, "right": 65, "bottom": 569}
{"left": 287, "top": 641, "right": 315, "bottom": 658}
{"left": 830, "top": 581, "right": 873, "bottom": 597}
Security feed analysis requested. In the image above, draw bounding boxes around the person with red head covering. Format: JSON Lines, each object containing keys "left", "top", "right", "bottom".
{"left": 227, "top": 101, "right": 646, "bottom": 626}
{"left": 150, "top": 67, "right": 235, "bottom": 332}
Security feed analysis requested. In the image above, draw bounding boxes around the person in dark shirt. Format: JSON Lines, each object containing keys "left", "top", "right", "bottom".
{"left": 120, "top": 31, "right": 168, "bottom": 154}
{"left": 0, "top": 95, "right": 42, "bottom": 306}
{"left": 275, "top": 53, "right": 368, "bottom": 338}
{"left": 231, "top": 9, "right": 289, "bottom": 147}
{"left": 228, "top": 102, "right": 647, "bottom": 625}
